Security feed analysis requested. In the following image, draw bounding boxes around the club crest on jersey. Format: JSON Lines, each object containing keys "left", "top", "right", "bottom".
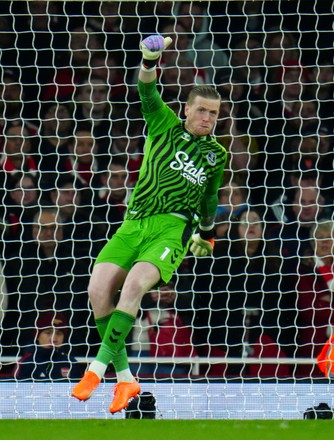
{"left": 181, "top": 132, "right": 191, "bottom": 141}
{"left": 170, "top": 150, "right": 207, "bottom": 186}
{"left": 207, "top": 151, "right": 216, "bottom": 166}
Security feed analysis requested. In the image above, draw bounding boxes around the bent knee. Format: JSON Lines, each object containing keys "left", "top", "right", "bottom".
{"left": 87, "top": 280, "right": 103, "bottom": 301}
{"left": 88, "top": 262, "right": 127, "bottom": 300}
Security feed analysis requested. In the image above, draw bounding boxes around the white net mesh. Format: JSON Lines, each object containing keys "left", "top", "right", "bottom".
{"left": 0, "top": 0, "right": 333, "bottom": 419}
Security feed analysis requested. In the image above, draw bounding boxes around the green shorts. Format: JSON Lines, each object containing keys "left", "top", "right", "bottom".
{"left": 95, "top": 213, "right": 193, "bottom": 284}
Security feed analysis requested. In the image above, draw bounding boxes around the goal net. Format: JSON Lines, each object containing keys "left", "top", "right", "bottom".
{"left": 0, "top": 0, "right": 333, "bottom": 419}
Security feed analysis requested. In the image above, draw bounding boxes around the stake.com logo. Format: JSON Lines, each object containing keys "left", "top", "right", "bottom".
{"left": 170, "top": 151, "right": 207, "bottom": 186}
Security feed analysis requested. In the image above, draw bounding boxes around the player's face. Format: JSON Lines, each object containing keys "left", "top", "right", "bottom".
{"left": 184, "top": 96, "right": 220, "bottom": 137}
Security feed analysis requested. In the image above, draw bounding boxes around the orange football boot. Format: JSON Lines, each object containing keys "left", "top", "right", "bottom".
{"left": 109, "top": 380, "right": 141, "bottom": 413}
{"left": 72, "top": 371, "right": 101, "bottom": 401}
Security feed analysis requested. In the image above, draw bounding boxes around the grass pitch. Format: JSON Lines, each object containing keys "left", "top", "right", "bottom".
{"left": 0, "top": 420, "right": 333, "bottom": 440}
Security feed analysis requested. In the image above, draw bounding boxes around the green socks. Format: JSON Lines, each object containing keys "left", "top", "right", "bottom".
{"left": 95, "top": 314, "right": 112, "bottom": 340}
{"left": 95, "top": 309, "right": 135, "bottom": 373}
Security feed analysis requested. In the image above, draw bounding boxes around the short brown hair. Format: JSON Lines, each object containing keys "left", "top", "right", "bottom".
{"left": 187, "top": 85, "right": 221, "bottom": 105}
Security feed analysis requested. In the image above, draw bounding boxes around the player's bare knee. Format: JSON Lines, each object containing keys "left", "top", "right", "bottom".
{"left": 123, "top": 277, "right": 151, "bottom": 299}
{"left": 87, "top": 281, "right": 103, "bottom": 303}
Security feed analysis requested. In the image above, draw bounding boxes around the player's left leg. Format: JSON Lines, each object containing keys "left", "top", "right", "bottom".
{"left": 108, "top": 214, "right": 193, "bottom": 413}
{"left": 107, "top": 260, "right": 161, "bottom": 413}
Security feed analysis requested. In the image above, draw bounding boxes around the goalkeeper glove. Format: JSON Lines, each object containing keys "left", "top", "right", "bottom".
{"left": 190, "top": 227, "right": 215, "bottom": 257}
{"left": 140, "top": 34, "right": 173, "bottom": 70}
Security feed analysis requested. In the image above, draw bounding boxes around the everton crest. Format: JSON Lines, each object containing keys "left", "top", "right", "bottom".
{"left": 206, "top": 151, "right": 216, "bottom": 166}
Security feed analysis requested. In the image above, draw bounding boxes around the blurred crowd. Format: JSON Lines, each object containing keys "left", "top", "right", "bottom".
{"left": 0, "top": 1, "right": 333, "bottom": 380}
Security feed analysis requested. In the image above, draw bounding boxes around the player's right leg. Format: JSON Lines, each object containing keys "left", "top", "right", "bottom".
{"left": 72, "top": 261, "right": 128, "bottom": 401}
{"left": 72, "top": 370, "right": 101, "bottom": 401}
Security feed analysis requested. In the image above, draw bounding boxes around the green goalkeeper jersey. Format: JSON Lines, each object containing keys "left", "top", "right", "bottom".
{"left": 125, "top": 79, "right": 227, "bottom": 226}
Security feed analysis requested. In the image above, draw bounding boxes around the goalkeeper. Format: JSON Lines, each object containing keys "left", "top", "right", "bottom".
{"left": 72, "top": 35, "right": 227, "bottom": 413}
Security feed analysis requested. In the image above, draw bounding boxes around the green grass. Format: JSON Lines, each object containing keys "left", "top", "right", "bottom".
{"left": 0, "top": 420, "right": 333, "bottom": 440}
